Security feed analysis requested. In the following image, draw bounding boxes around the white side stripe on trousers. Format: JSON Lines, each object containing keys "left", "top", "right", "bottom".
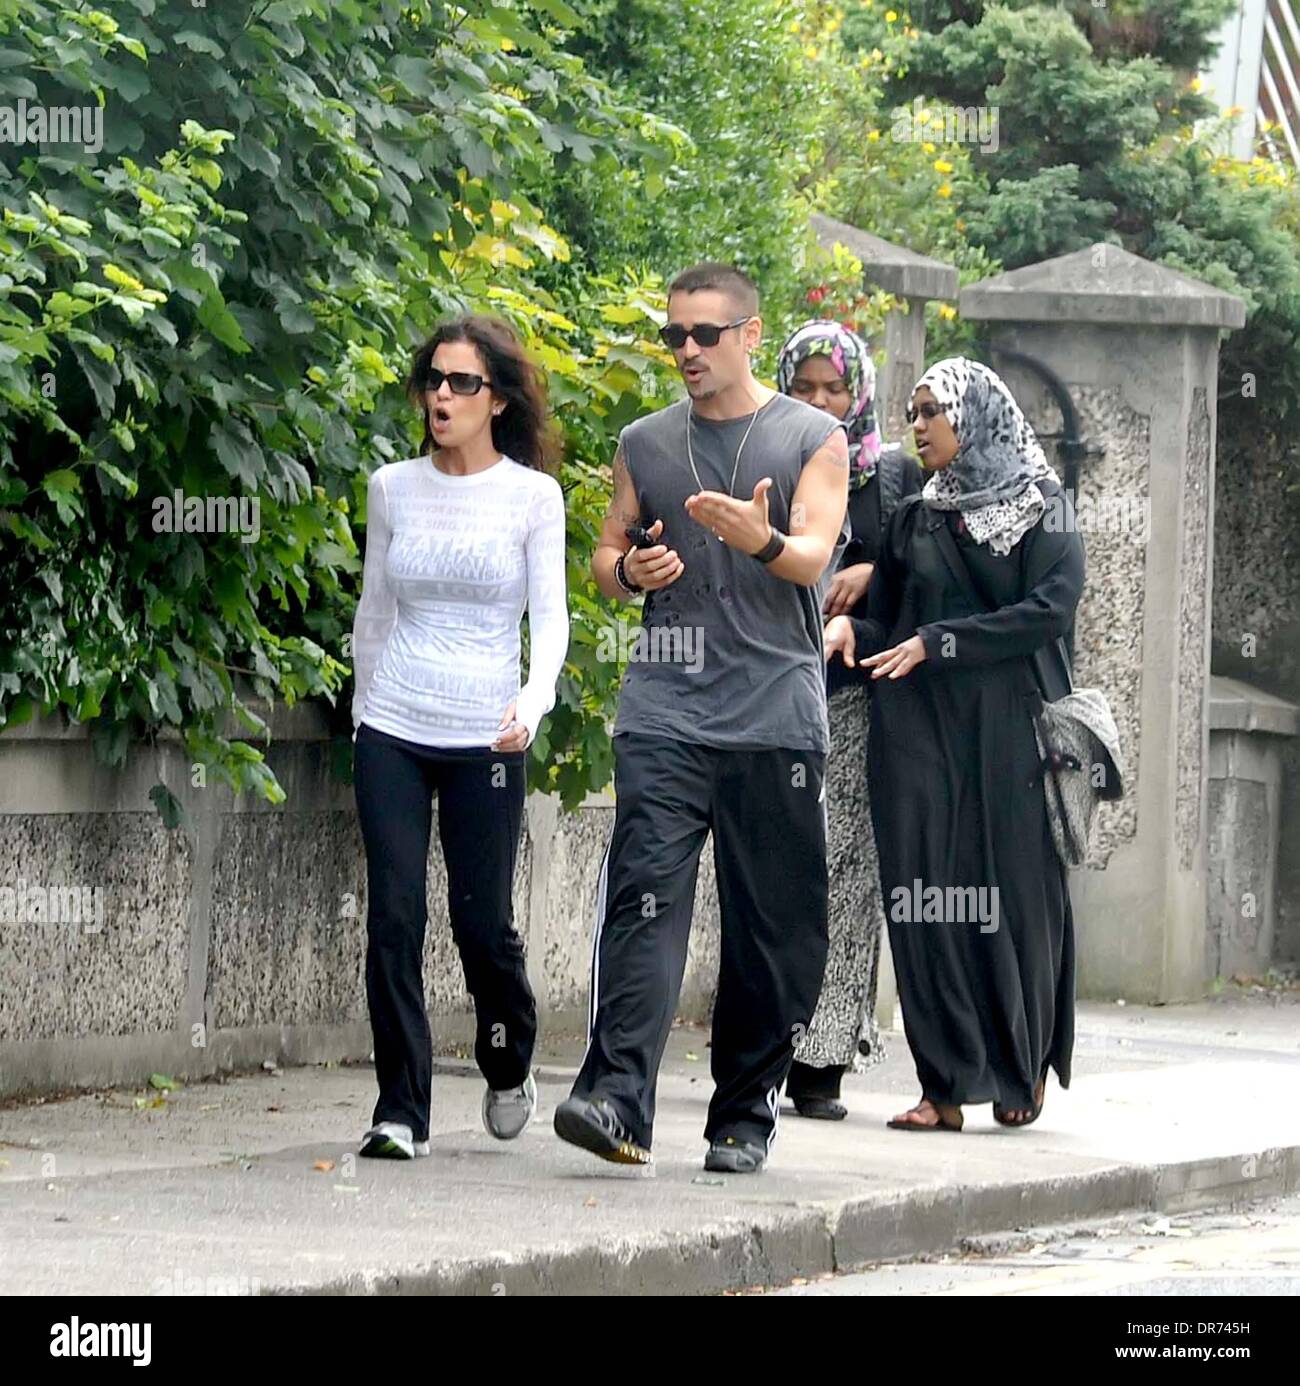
{"left": 582, "top": 828, "right": 614, "bottom": 1051}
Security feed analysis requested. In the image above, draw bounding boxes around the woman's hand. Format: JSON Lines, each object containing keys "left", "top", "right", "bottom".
{"left": 823, "top": 562, "right": 874, "bottom": 617}
{"left": 861, "top": 634, "right": 928, "bottom": 680}
{"left": 492, "top": 700, "right": 530, "bottom": 752}
{"left": 823, "top": 615, "right": 857, "bottom": 668}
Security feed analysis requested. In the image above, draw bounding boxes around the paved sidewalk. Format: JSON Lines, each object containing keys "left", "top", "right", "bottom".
{"left": 1, "top": 997, "right": 1298, "bottom": 1296}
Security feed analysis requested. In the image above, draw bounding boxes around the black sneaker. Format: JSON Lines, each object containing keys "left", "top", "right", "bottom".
{"left": 791, "top": 1095, "right": 847, "bottom": 1121}
{"left": 553, "top": 1097, "right": 652, "bottom": 1165}
{"left": 704, "top": 1136, "right": 766, "bottom": 1173}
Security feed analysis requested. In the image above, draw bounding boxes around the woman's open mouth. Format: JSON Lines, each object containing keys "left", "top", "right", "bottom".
{"left": 432, "top": 406, "right": 452, "bottom": 431}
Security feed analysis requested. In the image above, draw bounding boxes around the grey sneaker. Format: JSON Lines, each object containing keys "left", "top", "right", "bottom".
{"left": 482, "top": 1072, "right": 537, "bottom": 1141}
{"left": 359, "top": 1122, "right": 430, "bottom": 1160}
{"left": 703, "top": 1136, "right": 766, "bottom": 1174}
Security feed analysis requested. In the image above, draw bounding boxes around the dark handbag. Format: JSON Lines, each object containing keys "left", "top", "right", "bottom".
{"left": 928, "top": 513, "right": 1123, "bottom": 867}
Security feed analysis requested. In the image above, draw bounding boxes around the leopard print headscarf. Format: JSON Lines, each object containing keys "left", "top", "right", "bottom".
{"left": 913, "top": 358, "right": 1059, "bottom": 556}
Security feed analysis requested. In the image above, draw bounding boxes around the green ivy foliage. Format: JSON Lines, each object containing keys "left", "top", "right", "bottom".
{"left": 0, "top": 0, "right": 680, "bottom": 811}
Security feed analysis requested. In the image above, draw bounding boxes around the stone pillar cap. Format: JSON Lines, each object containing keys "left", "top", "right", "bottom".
{"left": 961, "top": 244, "right": 1247, "bottom": 328}
{"left": 811, "top": 212, "right": 960, "bottom": 302}
{"left": 1209, "top": 675, "right": 1300, "bottom": 736}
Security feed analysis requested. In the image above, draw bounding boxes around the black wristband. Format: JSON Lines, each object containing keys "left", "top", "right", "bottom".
{"left": 614, "top": 550, "right": 643, "bottom": 594}
{"left": 753, "top": 527, "right": 786, "bottom": 564}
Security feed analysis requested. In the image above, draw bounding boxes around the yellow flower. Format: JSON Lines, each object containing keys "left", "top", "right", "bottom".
{"left": 1223, "top": 105, "right": 1245, "bottom": 118}
{"left": 789, "top": 19, "right": 800, "bottom": 31}
{"left": 933, "top": 158, "right": 954, "bottom": 174}
{"left": 917, "top": 108, "right": 931, "bottom": 125}
{"left": 886, "top": 9, "right": 897, "bottom": 21}
{"left": 1190, "top": 77, "right": 1202, "bottom": 92}
{"left": 871, "top": 47, "right": 883, "bottom": 61}
{"left": 937, "top": 182, "right": 952, "bottom": 198}
{"left": 938, "top": 304, "right": 957, "bottom": 321}
{"left": 805, "top": 44, "right": 819, "bottom": 59}
{"left": 922, "top": 140, "right": 936, "bottom": 153}
{"left": 867, "top": 129, "right": 881, "bottom": 141}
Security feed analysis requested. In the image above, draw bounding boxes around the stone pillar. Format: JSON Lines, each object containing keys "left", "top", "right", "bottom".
{"left": 1207, "top": 676, "right": 1299, "bottom": 977}
{"left": 962, "top": 244, "right": 1247, "bottom": 1003}
{"left": 810, "top": 213, "right": 959, "bottom": 440}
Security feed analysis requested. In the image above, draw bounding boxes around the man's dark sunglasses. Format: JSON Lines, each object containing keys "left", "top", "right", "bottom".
{"left": 426, "top": 366, "right": 489, "bottom": 396}
{"left": 658, "top": 316, "right": 752, "bottom": 350}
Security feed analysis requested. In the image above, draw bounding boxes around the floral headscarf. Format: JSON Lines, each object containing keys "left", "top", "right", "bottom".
{"left": 777, "top": 320, "right": 883, "bottom": 488}
{"left": 913, "top": 357, "right": 1059, "bottom": 556}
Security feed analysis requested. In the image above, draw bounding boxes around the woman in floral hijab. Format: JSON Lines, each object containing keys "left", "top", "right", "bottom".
{"left": 777, "top": 319, "right": 884, "bottom": 485}
{"left": 777, "top": 320, "right": 921, "bottom": 1120}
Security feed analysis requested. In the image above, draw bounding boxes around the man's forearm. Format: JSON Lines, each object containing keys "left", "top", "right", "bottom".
{"left": 764, "top": 532, "right": 836, "bottom": 587}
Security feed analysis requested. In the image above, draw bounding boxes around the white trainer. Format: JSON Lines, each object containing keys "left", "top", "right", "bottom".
{"left": 482, "top": 1072, "right": 537, "bottom": 1141}
{"left": 359, "top": 1121, "right": 430, "bottom": 1159}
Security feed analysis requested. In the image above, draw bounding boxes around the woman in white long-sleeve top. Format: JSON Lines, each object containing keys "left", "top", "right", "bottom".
{"left": 350, "top": 314, "right": 569, "bottom": 1160}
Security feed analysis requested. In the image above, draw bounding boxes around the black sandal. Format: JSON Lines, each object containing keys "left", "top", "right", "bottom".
{"left": 792, "top": 1095, "right": 847, "bottom": 1121}
{"left": 994, "top": 1073, "right": 1047, "bottom": 1128}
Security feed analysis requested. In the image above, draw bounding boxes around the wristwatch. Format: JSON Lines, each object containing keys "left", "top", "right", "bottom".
{"left": 753, "top": 527, "right": 786, "bottom": 564}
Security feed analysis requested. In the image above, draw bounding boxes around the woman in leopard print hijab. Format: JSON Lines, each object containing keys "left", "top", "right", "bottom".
{"left": 914, "top": 358, "right": 1059, "bottom": 556}
{"left": 821, "top": 354, "right": 1086, "bottom": 1137}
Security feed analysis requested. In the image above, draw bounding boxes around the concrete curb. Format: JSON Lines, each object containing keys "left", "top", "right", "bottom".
{"left": 281, "top": 1144, "right": 1300, "bottom": 1296}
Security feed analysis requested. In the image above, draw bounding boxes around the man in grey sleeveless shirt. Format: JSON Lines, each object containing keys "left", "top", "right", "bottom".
{"left": 553, "top": 263, "right": 850, "bottom": 1173}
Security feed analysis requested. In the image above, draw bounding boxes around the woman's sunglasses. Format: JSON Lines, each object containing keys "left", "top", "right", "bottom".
{"left": 425, "top": 367, "right": 490, "bottom": 396}
{"left": 658, "top": 316, "right": 752, "bottom": 350}
{"left": 905, "top": 401, "right": 947, "bottom": 424}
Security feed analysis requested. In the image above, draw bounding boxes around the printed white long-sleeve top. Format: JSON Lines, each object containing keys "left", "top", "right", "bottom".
{"left": 350, "top": 455, "right": 569, "bottom": 747}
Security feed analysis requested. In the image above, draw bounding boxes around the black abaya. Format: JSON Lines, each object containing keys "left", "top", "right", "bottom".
{"left": 849, "top": 479, "right": 1085, "bottom": 1111}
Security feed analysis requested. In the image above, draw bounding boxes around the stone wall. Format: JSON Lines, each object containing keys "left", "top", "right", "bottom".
{"left": 0, "top": 710, "right": 722, "bottom": 1099}
{"left": 1211, "top": 438, "right": 1300, "bottom": 964}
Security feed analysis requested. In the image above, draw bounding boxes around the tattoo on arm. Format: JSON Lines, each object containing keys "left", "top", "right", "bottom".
{"left": 820, "top": 431, "right": 850, "bottom": 467}
{"left": 608, "top": 444, "right": 641, "bottom": 526}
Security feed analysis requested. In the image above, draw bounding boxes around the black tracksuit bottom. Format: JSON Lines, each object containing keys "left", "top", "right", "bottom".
{"left": 570, "top": 732, "right": 830, "bottom": 1153}
{"left": 354, "top": 722, "right": 537, "bottom": 1143}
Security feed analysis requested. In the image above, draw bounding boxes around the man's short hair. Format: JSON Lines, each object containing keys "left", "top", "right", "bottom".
{"left": 668, "top": 262, "right": 759, "bottom": 318}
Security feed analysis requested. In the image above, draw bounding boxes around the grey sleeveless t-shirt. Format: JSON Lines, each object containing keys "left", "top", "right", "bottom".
{"left": 613, "top": 392, "right": 847, "bottom": 753}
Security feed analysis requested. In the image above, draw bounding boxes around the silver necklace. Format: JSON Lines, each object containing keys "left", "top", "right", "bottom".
{"left": 685, "top": 393, "right": 773, "bottom": 541}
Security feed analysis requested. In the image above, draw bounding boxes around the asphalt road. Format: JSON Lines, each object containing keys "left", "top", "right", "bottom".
{"left": 769, "top": 1192, "right": 1300, "bottom": 1296}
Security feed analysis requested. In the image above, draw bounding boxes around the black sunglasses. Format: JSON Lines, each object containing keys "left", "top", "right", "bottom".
{"left": 658, "top": 316, "right": 753, "bottom": 350}
{"left": 905, "top": 401, "right": 947, "bottom": 424}
{"left": 425, "top": 366, "right": 489, "bottom": 396}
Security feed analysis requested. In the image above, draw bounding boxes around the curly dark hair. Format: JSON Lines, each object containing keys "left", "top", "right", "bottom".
{"left": 406, "top": 315, "right": 558, "bottom": 471}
